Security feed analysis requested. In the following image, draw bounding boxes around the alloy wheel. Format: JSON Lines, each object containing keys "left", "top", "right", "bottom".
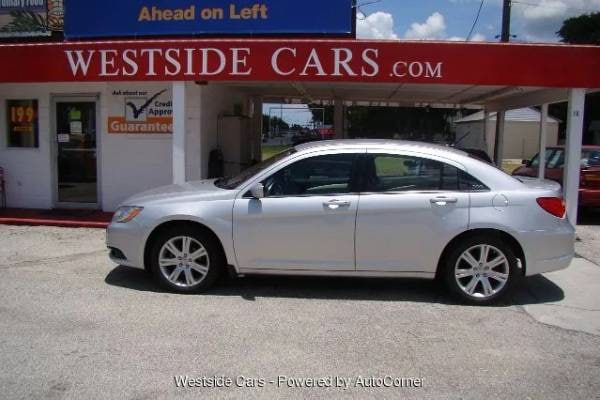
{"left": 454, "top": 244, "right": 510, "bottom": 299}
{"left": 158, "top": 236, "right": 210, "bottom": 288}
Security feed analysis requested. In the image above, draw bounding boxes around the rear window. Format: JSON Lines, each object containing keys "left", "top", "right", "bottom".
{"left": 531, "top": 149, "right": 564, "bottom": 168}
{"left": 365, "top": 154, "right": 489, "bottom": 192}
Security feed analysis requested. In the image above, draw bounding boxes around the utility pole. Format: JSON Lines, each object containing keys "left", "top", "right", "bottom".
{"left": 494, "top": 0, "right": 512, "bottom": 164}
{"left": 500, "top": 0, "right": 512, "bottom": 42}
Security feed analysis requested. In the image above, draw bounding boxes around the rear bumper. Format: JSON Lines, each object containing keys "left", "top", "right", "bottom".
{"left": 519, "top": 223, "right": 575, "bottom": 276}
{"left": 580, "top": 188, "right": 600, "bottom": 207}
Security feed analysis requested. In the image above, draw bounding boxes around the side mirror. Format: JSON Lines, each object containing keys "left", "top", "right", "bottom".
{"left": 250, "top": 183, "right": 265, "bottom": 199}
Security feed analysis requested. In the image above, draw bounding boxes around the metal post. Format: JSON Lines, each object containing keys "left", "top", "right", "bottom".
{"left": 538, "top": 104, "right": 549, "bottom": 180}
{"left": 172, "top": 81, "right": 186, "bottom": 184}
{"left": 494, "top": 111, "right": 506, "bottom": 167}
{"left": 483, "top": 109, "right": 489, "bottom": 154}
{"left": 334, "top": 99, "right": 344, "bottom": 139}
{"left": 251, "top": 97, "right": 263, "bottom": 163}
{"left": 563, "top": 89, "right": 586, "bottom": 226}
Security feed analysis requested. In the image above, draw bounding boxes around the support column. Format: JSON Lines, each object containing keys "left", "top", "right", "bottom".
{"left": 172, "top": 81, "right": 186, "bottom": 184}
{"left": 333, "top": 99, "right": 345, "bottom": 139}
{"left": 493, "top": 110, "right": 506, "bottom": 167}
{"left": 483, "top": 109, "right": 490, "bottom": 154}
{"left": 563, "top": 89, "right": 586, "bottom": 225}
{"left": 538, "top": 104, "right": 549, "bottom": 180}
{"left": 250, "top": 97, "right": 263, "bottom": 163}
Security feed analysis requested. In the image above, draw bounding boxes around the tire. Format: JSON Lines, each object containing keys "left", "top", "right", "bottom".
{"left": 443, "top": 235, "right": 518, "bottom": 305}
{"left": 149, "top": 225, "right": 223, "bottom": 293}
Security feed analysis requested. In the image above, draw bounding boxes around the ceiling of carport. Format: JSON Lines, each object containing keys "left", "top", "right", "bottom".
{"left": 222, "top": 81, "right": 576, "bottom": 110}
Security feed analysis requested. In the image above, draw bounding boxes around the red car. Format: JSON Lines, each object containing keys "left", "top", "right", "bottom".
{"left": 513, "top": 146, "right": 600, "bottom": 208}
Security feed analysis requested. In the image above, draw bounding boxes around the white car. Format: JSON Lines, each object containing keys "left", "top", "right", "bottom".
{"left": 107, "top": 140, "right": 575, "bottom": 304}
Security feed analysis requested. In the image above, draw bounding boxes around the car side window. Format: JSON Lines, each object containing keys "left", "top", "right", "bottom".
{"left": 262, "top": 153, "right": 357, "bottom": 197}
{"left": 364, "top": 154, "right": 488, "bottom": 192}
{"left": 458, "top": 170, "right": 489, "bottom": 191}
{"left": 365, "top": 154, "right": 442, "bottom": 192}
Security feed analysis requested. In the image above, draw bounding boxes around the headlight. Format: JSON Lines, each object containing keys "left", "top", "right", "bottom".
{"left": 112, "top": 206, "right": 144, "bottom": 223}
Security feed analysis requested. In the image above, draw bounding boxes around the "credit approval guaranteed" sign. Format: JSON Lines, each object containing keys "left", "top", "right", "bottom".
{"left": 64, "top": 0, "right": 354, "bottom": 39}
{"left": 107, "top": 86, "right": 173, "bottom": 134}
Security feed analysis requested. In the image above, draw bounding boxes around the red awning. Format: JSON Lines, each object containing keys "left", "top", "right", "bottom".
{"left": 1, "top": 39, "right": 599, "bottom": 88}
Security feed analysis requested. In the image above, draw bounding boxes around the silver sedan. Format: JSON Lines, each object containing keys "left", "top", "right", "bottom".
{"left": 106, "top": 140, "right": 575, "bottom": 304}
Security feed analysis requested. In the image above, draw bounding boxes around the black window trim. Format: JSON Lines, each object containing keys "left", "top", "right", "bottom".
{"left": 355, "top": 153, "right": 490, "bottom": 194}
{"left": 247, "top": 151, "right": 363, "bottom": 199}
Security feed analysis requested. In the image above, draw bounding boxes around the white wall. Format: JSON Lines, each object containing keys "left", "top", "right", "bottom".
{"left": 0, "top": 82, "right": 251, "bottom": 211}
{"left": 197, "top": 84, "right": 250, "bottom": 178}
{"left": 0, "top": 83, "right": 177, "bottom": 211}
{"left": 456, "top": 120, "right": 559, "bottom": 160}
{"left": 101, "top": 83, "right": 173, "bottom": 210}
{"left": 185, "top": 83, "right": 202, "bottom": 181}
{"left": 0, "top": 83, "right": 105, "bottom": 209}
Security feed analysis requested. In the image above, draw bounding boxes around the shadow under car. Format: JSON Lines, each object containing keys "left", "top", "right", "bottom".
{"left": 105, "top": 265, "right": 565, "bottom": 306}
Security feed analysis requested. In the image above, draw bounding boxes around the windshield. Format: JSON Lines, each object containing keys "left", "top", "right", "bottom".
{"left": 530, "top": 149, "right": 599, "bottom": 168}
{"left": 214, "top": 148, "right": 296, "bottom": 190}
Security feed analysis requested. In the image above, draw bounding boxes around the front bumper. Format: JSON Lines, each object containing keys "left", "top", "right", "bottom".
{"left": 105, "top": 220, "right": 146, "bottom": 269}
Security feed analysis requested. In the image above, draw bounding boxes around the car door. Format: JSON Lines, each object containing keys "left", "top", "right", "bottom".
{"left": 233, "top": 150, "right": 362, "bottom": 271}
{"left": 355, "top": 151, "right": 471, "bottom": 274}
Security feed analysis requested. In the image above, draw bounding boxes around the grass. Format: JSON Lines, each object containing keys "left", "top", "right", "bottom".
{"left": 262, "top": 145, "right": 291, "bottom": 161}
{"left": 502, "top": 159, "right": 524, "bottom": 175}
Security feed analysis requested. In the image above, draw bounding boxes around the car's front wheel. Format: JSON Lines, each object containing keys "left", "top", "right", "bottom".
{"left": 149, "top": 226, "right": 222, "bottom": 293}
{"left": 444, "top": 236, "right": 518, "bottom": 305}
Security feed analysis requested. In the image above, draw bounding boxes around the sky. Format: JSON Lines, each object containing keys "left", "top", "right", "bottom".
{"left": 266, "top": 0, "right": 600, "bottom": 126}
{"left": 356, "top": 0, "right": 600, "bottom": 42}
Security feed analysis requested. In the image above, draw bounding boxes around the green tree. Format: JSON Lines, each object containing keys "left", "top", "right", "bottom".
{"left": 557, "top": 12, "right": 600, "bottom": 45}
{"left": 262, "top": 115, "right": 289, "bottom": 135}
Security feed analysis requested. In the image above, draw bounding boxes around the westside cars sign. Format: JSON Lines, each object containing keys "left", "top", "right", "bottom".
{"left": 64, "top": 0, "right": 354, "bottom": 39}
{"left": 1, "top": 39, "right": 600, "bottom": 88}
{"left": 63, "top": 46, "right": 443, "bottom": 82}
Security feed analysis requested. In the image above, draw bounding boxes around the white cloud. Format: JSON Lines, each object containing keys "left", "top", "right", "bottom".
{"left": 356, "top": 10, "right": 487, "bottom": 42}
{"left": 402, "top": 11, "right": 487, "bottom": 41}
{"left": 511, "top": 0, "right": 600, "bottom": 41}
{"left": 448, "top": 33, "right": 486, "bottom": 41}
{"left": 356, "top": 11, "right": 399, "bottom": 39}
{"left": 404, "top": 12, "right": 447, "bottom": 39}
{"left": 443, "top": 0, "right": 600, "bottom": 41}
{"left": 470, "top": 32, "right": 487, "bottom": 41}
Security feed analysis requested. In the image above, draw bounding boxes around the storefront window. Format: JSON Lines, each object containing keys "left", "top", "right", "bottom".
{"left": 6, "top": 100, "right": 39, "bottom": 148}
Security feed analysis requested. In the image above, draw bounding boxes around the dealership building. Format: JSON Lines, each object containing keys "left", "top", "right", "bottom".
{"left": 0, "top": 0, "right": 599, "bottom": 224}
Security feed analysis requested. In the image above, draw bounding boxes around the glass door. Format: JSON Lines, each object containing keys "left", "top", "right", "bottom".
{"left": 54, "top": 100, "right": 98, "bottom": 205}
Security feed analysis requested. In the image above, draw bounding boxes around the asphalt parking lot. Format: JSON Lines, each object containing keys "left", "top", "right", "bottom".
{"left": 1, "top": 223, "right": 600, "bottom": 400}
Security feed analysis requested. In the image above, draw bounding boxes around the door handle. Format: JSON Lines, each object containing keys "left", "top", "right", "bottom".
{"left": 430, "top": 197, "right": 458, "bottom": 205}
{"left": 324, "top": 199, "right": 351, "bottom": 209}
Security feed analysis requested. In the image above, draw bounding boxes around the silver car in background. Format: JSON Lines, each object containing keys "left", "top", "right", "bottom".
{"left": 106, "top": 140, "right": 575, "bottom": 304}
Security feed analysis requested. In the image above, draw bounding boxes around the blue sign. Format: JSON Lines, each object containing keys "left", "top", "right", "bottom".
{"left": 65, "top": 0, "right": 355, "bottom": 39}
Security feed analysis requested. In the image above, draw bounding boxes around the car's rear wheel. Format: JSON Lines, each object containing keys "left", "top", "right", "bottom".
{"left": 149, "top": 226, "right": 222, "bottom": 293}
{"left": 444, "top": 236, "right": 518, "bottom": 305}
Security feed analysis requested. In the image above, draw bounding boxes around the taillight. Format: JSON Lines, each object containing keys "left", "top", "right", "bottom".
{"left": 536, "top": 197, "right": 566, "bottom": 218}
